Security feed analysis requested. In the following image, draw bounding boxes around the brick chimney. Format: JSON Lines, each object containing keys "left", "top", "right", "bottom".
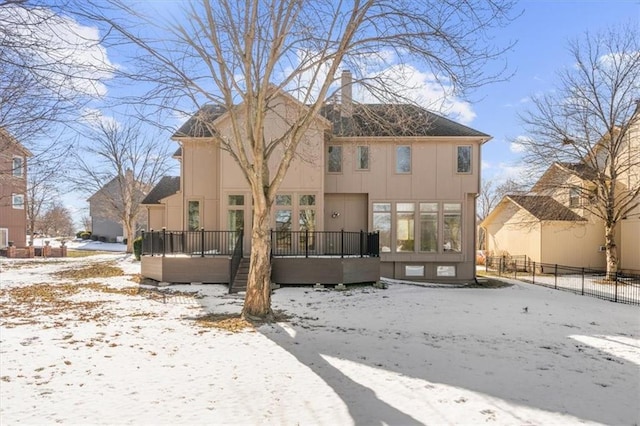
{"left": 341, "top": 70, "right": 353, "bottom": 118}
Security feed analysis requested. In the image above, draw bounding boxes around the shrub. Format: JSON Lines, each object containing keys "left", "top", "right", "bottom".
{"left": 80, "top": 231, "right": 92, "bottom": 240}
{"left": 98, "top": 236, "right": 107, "bottom": 243}
{"left": 91, "top": 234, "right": 99, "bottom": 241}
{"left": 133, "top": 236, "right": 143, "bottom": 261}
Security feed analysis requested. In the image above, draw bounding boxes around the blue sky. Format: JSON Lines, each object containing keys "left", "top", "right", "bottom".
{"left": 471, "top": 0, "right": 640, "bottom": 183}
{"left": 47, "top": 0, "right": 639, "bottom": 226}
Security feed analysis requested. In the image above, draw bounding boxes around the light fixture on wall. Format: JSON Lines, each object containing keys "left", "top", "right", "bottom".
{"left": 331, "top": 211, "right": 340, "bottom": 218}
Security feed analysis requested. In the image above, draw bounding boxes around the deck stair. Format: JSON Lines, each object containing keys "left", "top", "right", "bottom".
{"left": 230, "top": 258, "right": 250, "bottom": 293}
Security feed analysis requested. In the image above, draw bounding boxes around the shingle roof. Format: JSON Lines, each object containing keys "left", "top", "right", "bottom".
{"left": 322, "top": 103, "right": 489, "bottom": 138}
{"left": 174, "top": 105, "right": 227, "bottom": 138}
{"left": 174, "top": 102, "right": 489, "bottom": 139}
{"left": 141, "top": 176, "right": 180, "bottom": 204}
{"left": 557, "top": 162, "right": 599, "bottom": 180}
{"left": 507, "top": 195, "right": 586, "bottom": 221}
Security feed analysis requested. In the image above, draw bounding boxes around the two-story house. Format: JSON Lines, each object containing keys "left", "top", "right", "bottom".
{"left": 88, "top": 170, "right": 149, "bottom": 243}
{"left": 0, "top": 128, "right": 31, "bottom": 248}
{"left": 141, "top": 72, "right": 490, "bottom": 285}
{"left": 481, "top": 105, "right": 640, "bottom": 273}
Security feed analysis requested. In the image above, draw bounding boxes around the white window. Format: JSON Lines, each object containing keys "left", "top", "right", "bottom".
{"left": 569, "top": 188, "right": 581, "bottom": 208}
{"left": 356, "top": 146, "right": 369, "bottom": 170}
{"left": 373, "top": 203, "right": 391, "bottom": 252}
{"left": 12, "top": 157, "right": 24, "bottom": 177}
{"left": 396, "top": 146, "right": 411, "bottom": 173}
{"left": 12, "top": 194, "right": 25, "bottom": 209}
{"left": 0, "top": 228, "right": 8, "bottom": 248}
{"left": 457, "top": 146, "right": 472, "bottom": 173}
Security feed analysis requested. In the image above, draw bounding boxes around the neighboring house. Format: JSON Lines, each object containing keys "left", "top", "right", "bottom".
{"left": 142, "top": 71, "right": 490, "bottom": 283}
{"left": 482, "top": 108, "right": 640, "bottom": 273}
{"left": 0, "top": 128, "right": 31, "bottom": 248}
{"left": 88, "top": 170, "right": 149, "bottom": 242}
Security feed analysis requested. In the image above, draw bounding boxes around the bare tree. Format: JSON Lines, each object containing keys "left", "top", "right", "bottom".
{"left": 0, "top": 0, "right": 114, "bottom": 142}
{"left": 78, "top": 0, "right": 516, "bottom": 319}
{"left": 39, "top": 201, "right": 74, "bottom": 237}
{"left": 518, "top": 24, "right": 640, "bottom": 278}
{"left": 72, "top": 119, "right": 173, "bottom": 253}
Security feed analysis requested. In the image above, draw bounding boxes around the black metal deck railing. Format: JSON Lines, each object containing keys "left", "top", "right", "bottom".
{"left": 141, "top": 229, "right": 379, "bottom": 258}
{"left": 141, "top": 229, "right": 241, "bottom": 257}
{"left": 270, "top": 230, "right": 379, "bottom": 258}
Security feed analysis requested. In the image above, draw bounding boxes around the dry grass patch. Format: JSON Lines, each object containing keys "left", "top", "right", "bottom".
{"left": 195, "top": 313, "right": 254, "bottom": 332}
{"left": 53, "top": 262, "right": 124, "bottom": 280}
{"left": 0, "top": 282, "right": 152, "bottom": 328}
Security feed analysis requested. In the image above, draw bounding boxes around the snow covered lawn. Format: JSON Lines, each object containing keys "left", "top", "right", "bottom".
{"left": 1, "top": 254, "right": 638, "bottom": 425}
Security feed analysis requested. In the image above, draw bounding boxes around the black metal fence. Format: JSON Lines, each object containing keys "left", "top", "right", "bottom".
{"left": 271, "top": 229, "right": 379, "bottom": 258}
{"left": 141, "top": 229, "right": 380, "bottom": 258}
{"left": 485, "top": 256, "right": 640, "bottom": 306}
{"left": 141, "top": 229, "right": 241, "bottom": 257}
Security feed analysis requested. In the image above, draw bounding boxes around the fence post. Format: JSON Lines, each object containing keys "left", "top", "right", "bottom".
{"left": 305, "top": 229, "right": 309, "bottom": 258}
{"left": 141, "top": 230, "right": 146, "bottom": 256}
{"left": 581, "top": 267, "right": 585, "bottom": 295}
{"left": 360, "top": 230, "right": 364, "bottom": 258}
{"left": 270, "top": 229, "right": 273, "bottom": 259}
{"left": 150, "top": 229, "right": 154, "bottom": 256}
{"left": 240, "top": 229, "right": 244, "bottom": 258}
{"left": 169, "top": 232, "right": 174, "bottom": 254}
{"left": 554, "top": 264, "right": 558, "bottom": 289}
{"left": 532, "top": 261, "right": 536, "bottom": 284}
{"left": 614, "top": 278, "right": 618, "bottom": 303}
{"left": 200, "top": 227, "right": 205, "bottom": 258}
{"left": 162, "top": 228, "right": 166, "bottom": 257}
{"left": 340, "top": 229, "right": 344, "bottom": 258}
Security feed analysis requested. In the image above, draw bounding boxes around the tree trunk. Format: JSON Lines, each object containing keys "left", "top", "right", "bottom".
{"left": 604, "top": 223, "right": 618, "bottom": 281}
{"left": 124, "top": 220, "right": 134, "bottom": 253}
{"left": 242, "top": 202, "right": 273, "bottom": 321}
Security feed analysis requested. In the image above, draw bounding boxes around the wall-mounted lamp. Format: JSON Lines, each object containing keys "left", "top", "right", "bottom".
{"left": 331, "top": 211, "right": 340, "bottom": 218}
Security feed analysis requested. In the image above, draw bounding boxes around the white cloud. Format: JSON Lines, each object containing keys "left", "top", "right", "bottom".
{"left": 481, "top": 160, "right": 491, "bottom": 170}
{"left": 356, "top": 63, "right": 476, "bottom": 124}
{"left": 0, "top": 5, "right": 116, "bottom": 98}
{"left": 509, "top": 142, "right": 525, "bottom": 153}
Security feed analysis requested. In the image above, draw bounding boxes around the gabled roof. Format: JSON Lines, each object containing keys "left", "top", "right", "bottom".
{"left": 0, "top": 127, "right": 32, "bottom": 157}
{"left": 141, "top": 176, "right": 180, "bottom": 205}
{"left": 174, "top": 101, "right": 489, "bottom": 140}
{"left": 557, "top": 162, "right": 599, "bottom": 180}
{"left": 507, "top": 195, "right": 586, "bottom": 221}
{"left": 174, "top": 105, "right": 227, "bottom": 138}
{"left": 322, "top": 103, "right": 489, "bottom": 138}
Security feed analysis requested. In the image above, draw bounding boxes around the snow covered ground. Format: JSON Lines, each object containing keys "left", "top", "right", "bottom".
{"left": 30, "top": 237, "right": 127, "bottom": 252}
{"left": 1, "top": 254, "right": 639, "bottom": 425}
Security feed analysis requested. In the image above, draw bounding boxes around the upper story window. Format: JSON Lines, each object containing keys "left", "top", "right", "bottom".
{"left": 12, "top": 194, "right": 25, "bottom": 210}
{"left": 569, "top": 188, "right": 581, "bottom": 208}
{"left": 396, "top": 146, "right": 411, "bottom": 173}
{"left": 457, "top": 146, "right": 472, "bottom": 173}
{"left": 12, "top": 157, "right": 24, "bottom": 178}
{"left": 356, "top": 146, "right": 369, "bottom": 170}
{"left": 328, "top": 145, "right": 342, "bottom": 173}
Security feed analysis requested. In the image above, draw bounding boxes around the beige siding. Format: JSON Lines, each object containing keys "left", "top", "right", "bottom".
{"left": 620, "top": 218, "right": 640, "bottom": 273}
{"left": 485, "top": 204, "right": 542, "bottom": 260}
{"left": 539, "top": 221, "right": 606, "bottom": 268}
